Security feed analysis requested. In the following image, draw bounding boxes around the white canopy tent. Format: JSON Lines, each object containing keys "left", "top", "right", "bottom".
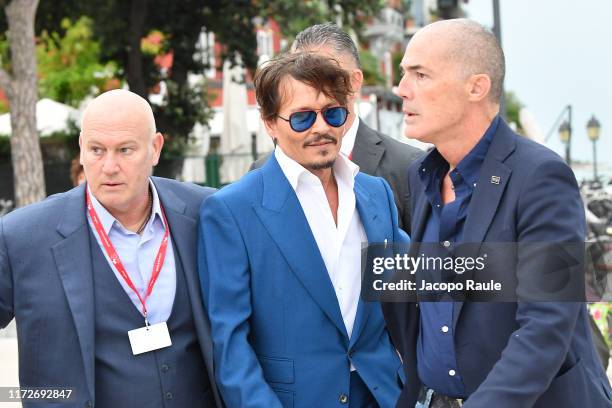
{"left": 0, "top": 98, "right": 80, "bottom": 136}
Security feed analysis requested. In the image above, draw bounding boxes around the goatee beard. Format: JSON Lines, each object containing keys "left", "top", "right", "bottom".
{"left": 307, "top": 159, "right": 335, "bottom": 171}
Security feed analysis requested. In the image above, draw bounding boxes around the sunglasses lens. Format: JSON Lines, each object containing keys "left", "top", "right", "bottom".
{"left": 323, "top": 107, "right": 348, "bottom": 127}
{"left": 290, "top": 111, "right": 317, "bottom": 132}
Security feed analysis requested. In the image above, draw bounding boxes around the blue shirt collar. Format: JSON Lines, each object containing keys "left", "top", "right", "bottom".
{"left": 419, "top": 115, "right": 500, "bottom": 188}
{"left": 87, "top": 178, "right": 164, "bottom": 235}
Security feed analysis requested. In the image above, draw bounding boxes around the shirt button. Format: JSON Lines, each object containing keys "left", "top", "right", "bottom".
{"left": 339, "top": 394, "right": 349, "bottom": 404}
{"left": 441, "top": 325, "right": 449, "bottom": 333}
{"left": 161, "top": 364, "right": 169, "bottom": 373}
{"left": 442, "top": 240, "right": 451, "bottom": 248}
{"left": 436, "top": 204, "right": 441, "bottom": 208}
{"left": 449, "top": 369, "right": 456, "bottom": 377}
{"left": 165, "top": 392, "right": 173, "bottom": 400}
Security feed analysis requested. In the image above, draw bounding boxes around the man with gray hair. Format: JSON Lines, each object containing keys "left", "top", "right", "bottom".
{"left": 382, "top": 19, "right": 611, "bottom": 408}
{"left": 251, "top": 22, "right": 423, "bottom": 233}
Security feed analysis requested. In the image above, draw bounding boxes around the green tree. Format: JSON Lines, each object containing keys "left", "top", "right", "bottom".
{"left": 1, "top": 0, "right": 386, "bottom": 147}
{"left": 360, "top": 49, "right": 384, "bottom": 86}
{"left": 505, "top": 90, "right": 525, "bottom": 135}
{"left": 37, "top": 16, "right": 117, "bottom": 107}
{"left": 257, "top": 0, "right": 384, "bottom": 41}
{"left": 0, "top": 0, "right": 45, "bottom": 206}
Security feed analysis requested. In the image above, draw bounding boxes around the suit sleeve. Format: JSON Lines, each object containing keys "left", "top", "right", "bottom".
{"left": 381, "top": 177, "right": 410, "bottom": 245}
{"left": 0, "top": 217, "right": 14, "bottom": 328}
{"left": 197, "top": 194, "right": 283, "bottom": 408}
{"left": 463, "top": 159, "right": 584, "bottom": 408}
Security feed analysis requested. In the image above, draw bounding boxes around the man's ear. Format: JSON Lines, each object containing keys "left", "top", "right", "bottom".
{"left": 351, "top": 68, "right": 364, "bottom": 95}
{"left": 263, "top": 116, "right": 278, "bottom": 141}
{"left": 467, "top": 74, "right": 492, "bottom": 102}
{"left": 151, "top": 132, "right": 165, "bottom": 166}
{"left": 78, "top": 133, "right": 84, "bottom": 165}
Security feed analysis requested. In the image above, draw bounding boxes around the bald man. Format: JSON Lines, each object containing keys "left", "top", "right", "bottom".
{"left": 382, "top": 19, "right": 612, "bottom": 408}
{"left": 0, "top": 90, "right": 222, "bottom": 408}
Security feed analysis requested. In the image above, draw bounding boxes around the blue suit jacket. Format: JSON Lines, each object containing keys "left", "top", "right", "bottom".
{"left": 0, "top": 178, "right": 222, "bottom": 408}
{"left": 383, "top": 120, "right": 612, "bottom": 407}
{"left": 198, "top": 156, "right": 404, "bottom": 408}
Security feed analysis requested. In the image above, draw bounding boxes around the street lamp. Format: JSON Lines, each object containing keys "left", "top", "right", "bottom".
{"left": 558, "top": 113, "right": 572, "bottom": 165}
{"left": 559, "top": 121, "right": 570, "bottom": 144}
{"left": 546, "top": 104, "right": 572, "bottom": 165}
{"left": 587, "top": 115, "right": 601, "bottom": 181}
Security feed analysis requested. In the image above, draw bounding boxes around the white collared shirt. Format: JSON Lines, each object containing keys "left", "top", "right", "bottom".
{"left": 340, "top": 116, "right": 360, "bottom": 158}
{"left": 87, "top": 179, "right": 176, "bottom": 325}
{"left": 274, "top": 147, "right": 367, "bottom": 340}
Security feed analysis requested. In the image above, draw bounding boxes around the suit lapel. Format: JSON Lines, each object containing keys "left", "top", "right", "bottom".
{"left": 153, "top": 180, "right": 222, "bottom": 407}
{"left": 453, "top": 121, "right": 516, "bottom": 326}
{"left": 254, "top": 157, "right": 349, "bottom": 340}
{"left": 351, "top": 121, "right": 384, "bottom": 175}
{"left": 52, "top": 184, "right": 96, "bottom": 401}
{"left": 349, "top": 177, "right": 383, "bottom": 348}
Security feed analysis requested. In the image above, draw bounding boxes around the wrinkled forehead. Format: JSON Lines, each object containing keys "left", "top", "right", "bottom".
{"left": 81, "top": 100, "right": 155, "bottom": 143}
{"left": 402, "top": 30, "right": 456, "bottom": 71}
{"left": 82, "top": 117, "right": 154, "bottom": 148}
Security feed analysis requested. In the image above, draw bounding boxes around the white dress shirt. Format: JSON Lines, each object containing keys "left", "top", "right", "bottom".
{"left": 274, "top": 147, "right": 367, "bottom": 341}
{"left": 340, "top": 115, "right": 360, "bottom": 158}
{"left": 87, "top": 179, "right": 176, "bottom": 325}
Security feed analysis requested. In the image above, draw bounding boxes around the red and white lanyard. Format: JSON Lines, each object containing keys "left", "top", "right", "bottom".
{"left": 86, "top": 190, "right": 170, "bottom": 326}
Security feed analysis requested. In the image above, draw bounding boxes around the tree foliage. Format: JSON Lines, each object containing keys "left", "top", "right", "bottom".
{"left": 0, "top": 0, "right": 386, "bottom": 144}
{"left": 257, "top": 0, "right": 384, "bottom": 41}
{"left": 505, "top": 90, "right": 525, "bottom": 134}
{"left": 37, "top": 17, "right": 117, "bottom": 107}
{"left": 360, "top": 49, "right": 384, "bottom": 86}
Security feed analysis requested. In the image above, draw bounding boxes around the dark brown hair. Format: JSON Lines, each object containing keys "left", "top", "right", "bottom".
{"left": 253, "top": 52, "right": 353, "bottom": 122}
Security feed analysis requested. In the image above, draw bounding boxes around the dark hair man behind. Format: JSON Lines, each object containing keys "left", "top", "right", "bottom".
{"left": 383, "top": 18, "right": 612, "bottom": 408}
{"left": 0, "top": 90, "right": 221, "bottom": 408}
{"left": 251, "top": 22, "right": 423, "bottom": 233}
{"left": 199, "top": 52, "right": 406, "bottom": 408}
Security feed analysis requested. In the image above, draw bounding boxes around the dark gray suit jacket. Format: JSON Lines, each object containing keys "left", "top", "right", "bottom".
{"left": 0, "top": 178, "right": 223, "bottom": 408}
{"left": 250, "top": 120, "right": 423, "bottom": 233}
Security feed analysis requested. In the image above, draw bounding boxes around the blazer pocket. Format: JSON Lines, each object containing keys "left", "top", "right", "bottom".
{"left": 271, "top": 387, "right": 294, "bottom": 408}
{"left": 257, "top": 355, "right": 295, "bottom": 384}
{"left": 536, "top": 358, "right": 586, "bottom": 407}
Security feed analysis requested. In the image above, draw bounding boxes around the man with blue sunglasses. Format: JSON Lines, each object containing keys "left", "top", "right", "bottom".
{"left": 198, "top": 52, "right": 406, "bottom": 408}
{"left": 251, "top": 23, "right": 424, "bottom": 234}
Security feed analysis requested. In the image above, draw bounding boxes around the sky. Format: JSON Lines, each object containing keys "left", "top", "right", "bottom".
{"left": 463, "top": 0, "right": 611, "bottom": 168}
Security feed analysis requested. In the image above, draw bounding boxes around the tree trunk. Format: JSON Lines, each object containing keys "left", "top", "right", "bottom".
{"left": 2, "top": 0, "right": 45, "bottom": 207}
{"left": 126, "top": 0, "right": 148, "bottom": 97}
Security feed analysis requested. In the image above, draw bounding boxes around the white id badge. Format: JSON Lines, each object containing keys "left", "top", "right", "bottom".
{"left": 128, "top": 322, "right": 172, "bottom": 355}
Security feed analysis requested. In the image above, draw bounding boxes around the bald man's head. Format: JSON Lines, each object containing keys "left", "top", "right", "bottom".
{"left": 81, "top": 89, "right": 157, "bottom": 140}
{"left": 397, "top": 18, "right": 504, "bottom": 144}
{"left": 413, "top": 18, "right": 505, "bottom": 102}
{"left": 79, "top": 89, "right": 164, "bottom": 217}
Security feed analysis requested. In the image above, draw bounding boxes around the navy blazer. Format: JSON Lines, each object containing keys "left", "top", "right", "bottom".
{"left": 198, "top": 155, "right": 404, "bottom": 408}
{"left": 383, "top": 120, "right": 612, "bottom": 407}
{"left": 0, "top": 178, "right": 222, "bottom": 408}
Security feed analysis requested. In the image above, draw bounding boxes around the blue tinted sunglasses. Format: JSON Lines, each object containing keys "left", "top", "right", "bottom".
{"left": 277, "top": 106, "right": 349, "bottom": 132}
